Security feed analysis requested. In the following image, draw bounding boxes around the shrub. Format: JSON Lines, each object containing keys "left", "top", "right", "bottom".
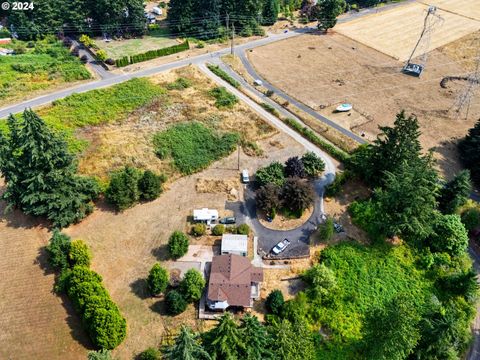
{"left": 302, "top": 152, "right": 325, "bottom": 177}
{"left": 236, "top": 224, "right": 250, "bottom": 235}
{"left": 256, "top": 162, "right": 285, "bottom": 187}
{"left": 260, "top": 102, "right": 279, "bottom": 117}
{"left": 87, "top": 349, "right": 112, "bottom": 360}
{"left": 208, "top": 87, "right": 238, "bottom": 109}
{"left": 428, "top": 214, "right": 469, "bottom": 256}
{"left": 318, "top": 218, "right": 334, "bottom": 242}
{"left": 105, "top": 166, "right": 142, "bottom": 211}
{"left": 147, "top": 263, "right": 169, "bottom": 296}
{"left": 197, "top": 41, "right": 205, "bottom": 49}
{"left": 212, "top": 224, "right": 226, "bottom": 236}
{"left": 71, "top": 46, "right": 80, "bottom": 56}
{"left": 138, "top": 170, "right": 165, "bottom": 201}
{"left": 126, "top": 41, "right": 189, "bottom": 66}
{"left": 46, "top": 231, "right": 72, "bottom": 270}
{"left": 96, "top": 49, "right": 108, "bottom": 62}
{"left": 165, "top": 290, "right": 188, "bottom": 315}
{"left": 266, "top": 289, "right": 285, "bottom": 315}
{"left": 266, "top": 90, "right": 274, "bottom": 97}
{"left": 80, "top": 55, "right": 88, "bottom": 63}
{"left": 461, "top": 207, "right": 480, "bottom": 232}
{"left": 63, "top": 37, "right": 73, "bottom": 48}
{"left": 105, "top": 58, "right": 115, "bottom": 65}
{"left": 166, "top": 77, "right": 192, "bottom": 90}
{"left": 69, "top": 239, "right": 92, "bottom": 267}
{"left": 206, "top": 64, "right": 240, "bottom": 88}
{"left": 0, "top": 28, "right": 10, "bottom": 38}
{"left": 138, "top": 347, "right": 161, "bottom": 360}
{"left": 191, "top": 223, "right": 207, "bottom": 237}
{"left": 324, "top": 171, "right": 350, "bottom": 197}
{"left": 79, "top": 34, "right": 93, "bottom": 47}
{"left": 168, "top": 231, "right": 189, "bottom": 259}
{"left": 179, "top": 269, "right": 206, "bottom": 302}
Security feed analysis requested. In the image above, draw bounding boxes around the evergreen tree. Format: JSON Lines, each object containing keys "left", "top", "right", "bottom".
{"left": 265, "top": 289, "right": 285, "bottom": 315}
{"left": 315, "top": 0, "right": 346, "bottom": 31}
{"left": 167, "top": 0, "right": 197, "bottom": 36}
{"left": 0, "top": 110, "right": 99, "bottom": 228}
{"left": 458, "top": 119, "right": 480, "bottom": 188}
{"left": 374, "top": 156, "right": 439, "bottom": 241}
{"left": 196, "top": 0, "right": 221, "bottom": 40}
{"left": 240, "top": 313, "right": 274, "bottom": 360}
{"left": 164, "top": 326, "right": 211, "bottom": 360}
{"left": 204, "top": 313, "right": 245, "bottom": 359}
{"left": 438, "top": 170, "right": 472, "bottom": 214}
{"left": 262, "top": 0, "right": 279, "bottom": 26}
{"left": 105, "top": 166, "right": 142, "bottom": 211}
{"left": 362, "top": 294, "right": 421, "bottom": 360}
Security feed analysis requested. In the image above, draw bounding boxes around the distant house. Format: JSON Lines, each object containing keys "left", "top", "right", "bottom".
{"left": 193, "top": 208, "right": 219, "bottom": 226}
{"left": 221, "top": 234, "right": 248, "bottom": 257}
{"left": 207, "top": 254, "right": 263, "bottom": 311}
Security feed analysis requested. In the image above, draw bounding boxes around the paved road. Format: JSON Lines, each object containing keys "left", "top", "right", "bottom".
{"left": 72, "top": 40, "right": 114, "bottom": 80}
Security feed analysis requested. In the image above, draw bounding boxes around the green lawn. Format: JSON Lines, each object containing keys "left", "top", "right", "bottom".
{"left": 95, "top": 33, "right": 179, "bottom": 60}
{"left": 0, "top": 38, "right": 91, "bottom": 105}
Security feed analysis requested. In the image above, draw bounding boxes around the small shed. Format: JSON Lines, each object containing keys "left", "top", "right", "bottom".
{"left": 221, "top": 234, "right": 248, "bottom": 257}
{"left": 193, "top": 208, "right": 219, "bottom": 225}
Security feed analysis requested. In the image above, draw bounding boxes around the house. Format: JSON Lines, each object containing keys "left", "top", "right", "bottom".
{"left": 207, "top": 254, "right": 263, "bottom": 311}
{"left": 193, "top": 208, "right": 219, "bottom": 226}
{"left": 152, "top": 6, "right": 163, "bottom": 16}
{"left": 0, "top": 48, "right": 13, "bottom": 56}
{"left": 221, "top": 234, "right": 248, "bottom": 257}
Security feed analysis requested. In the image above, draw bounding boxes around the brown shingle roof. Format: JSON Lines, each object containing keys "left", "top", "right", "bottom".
{"left": 207, "top": 254, "right": 263, "bottom": 308}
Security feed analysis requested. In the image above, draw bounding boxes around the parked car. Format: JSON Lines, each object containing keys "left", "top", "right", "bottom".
{"left": 242, "top": 169, "right": 250, "bottom": 183}
{"left": 272, "top": 239, "right": 291, "bottom": 255}
{"left": 220, "top": 217, "right": 236, "bottom": 225}
{"left": 334, "top": 222, "right": 344, "bottom": 233}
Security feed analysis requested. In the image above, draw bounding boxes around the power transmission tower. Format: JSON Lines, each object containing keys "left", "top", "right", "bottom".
{"left": 403, "top": 6, "right": 443, "bottom": 77}
{"left": 452, "top": 50, "right": 480, "bottom": 120}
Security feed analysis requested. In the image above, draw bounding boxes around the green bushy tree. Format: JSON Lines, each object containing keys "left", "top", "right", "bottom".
{"left": 281, "top": 177, "right": 315, "bottom": 215}
{"left": 236, "top": 224, "right": 250, "bottom": 235}
{"left": 68, "top": 239, "right": 92, "bottom": 267}
{"left": 147, "top": 263, "right": 169, "bottom": 296}
{"left": 105, "top": 166, "right": 142, "bottom": 211}
{"left": 256, "top": 183, "right": 282, "bottom": 218}
{"left": 438, "top": 170, "right": 472, "bottom": 214}
{"left": 191, "top": 223, "right": 207, "bottom": 237}
{"left": 315, "top": 0, "right": 346, "bottom": 31}
{"left": 265, "top": 289, "right": 285, "bottom": 315}
{"left": 168, "top": 231, "right": 189, "bottom": 259}
{"left": 179, "top": 269, "right": 205, "bottom": 302}
{"left": 212, "top": 224, "right": 226, "bottom": 236}
{"left": 301, "top": 151, "right": 325, "bottom": 177}
{"left": 87, "top": 349, "right": 112, "bottom": 360}
{"left": 428, "top": 214, "right": 469, "bottom": 256}
{"left": 138, "top": 170, "right": 165, "bottom": 201}
{"left": 46, "top": 230, "right": 72, "bottom": 270}
{"left": 165, "top": 290, "right": 188, "bottom": 315}
{"left": 256, "top": 162, "right": 286, "bottom": 186}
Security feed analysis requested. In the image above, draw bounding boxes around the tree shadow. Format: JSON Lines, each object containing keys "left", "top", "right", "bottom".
{"left": 151, "top": 244, "right": 170, "bottom": 262}
{"left": 35, "top": 246, "right": 56, "bottom": 276}
{"left": 149, "top": 299, "right": 169, "bottom": 316}
{"left": 130, "top": 278, "right": 151, "bottom": 300}
{"left": 0, "top": 198, "right": 49, "bottom": 230}
{"left": 59, "top": 294, "right": 94, "bottom": 350}
{"left": 434, "top": 140, "right": 463, "bottom": 180}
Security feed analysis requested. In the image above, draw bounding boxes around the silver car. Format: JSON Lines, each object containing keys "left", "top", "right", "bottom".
{"left": 272, "top": 239, "right": 291, "bottom": 255}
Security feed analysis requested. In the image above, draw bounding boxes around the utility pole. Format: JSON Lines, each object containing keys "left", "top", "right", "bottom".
{"left": 237, "top": 141, "right": 240, "bottom": 171}
{"left": 231, "top": 24, "right": 235, "bottom": 56}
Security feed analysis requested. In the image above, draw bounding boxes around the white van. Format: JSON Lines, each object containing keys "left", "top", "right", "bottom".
{"left": 242, "top": 169, "right": 250, "bottom": 183}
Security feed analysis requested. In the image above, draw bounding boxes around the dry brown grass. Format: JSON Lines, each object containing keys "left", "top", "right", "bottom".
{"left": 0, "top": 192, "right": 89, "bottom": 360}
{"left": 258, "top": 206, "right": 314, "bottom": 231}
{"left": 439, "top": 30, "right": 480, "bottom": 71}
{"left": 195, "top": 178, "right": 240, "bottom": 201}
{"left": 248, "top": 32, "right": 480, "bottom": 179}
{"left": 76, "top": 65, "right": 276, "bottom": 181}
{"left": 335, "top": 2, "right": 480, "bottom": 61}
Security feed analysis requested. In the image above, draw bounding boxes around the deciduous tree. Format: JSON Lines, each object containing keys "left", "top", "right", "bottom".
{"left": 147, "top": 263, "right": 169, "bottom": 296}
{"left": 179, "top": 269, "right": 205, "bottom": 302}
{"left": 281, "top": 178, "right": 315, "bottom": 214}
{"left": 285, "top": 156, "right": 306, "bottom": 178}
{"left": 301, "top": 151, "right": 325, "bottom": 177}
{"left": 256, "top": 183, "right": 282, "bottom": 218}
{"left": 168, "top": 231, "right": 189, "bottom": 259}
{"left": 428, "top": 214, "right": 469, "bottom": 256}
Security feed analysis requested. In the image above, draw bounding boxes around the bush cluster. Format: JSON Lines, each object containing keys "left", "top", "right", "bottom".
{"left": 208, "top": 86, "right": 238, "bottom": 109}
{"left": 191, "top": 223, "right": 207, "bottom": 237}
{"left": 166, "top": 268, "right": 205, "bottom": 315}
{"left": 115, "top": 41, "right": 189, "bottom": 67}
{"left": 206, "top": 64, "right": 240, "bottom": 89}
{"left": 47, "top": 233, "right": 126, "bottom": 350}
{"left": 105, "top": 167, "right": 166, "bottom": 211}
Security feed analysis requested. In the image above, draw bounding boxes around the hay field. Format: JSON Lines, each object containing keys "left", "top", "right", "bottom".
{"left": 335, "top": 2, "right": 480, "bottom": 61}
{"left": 420, "top": 0, "right": 480, "bottom": 21}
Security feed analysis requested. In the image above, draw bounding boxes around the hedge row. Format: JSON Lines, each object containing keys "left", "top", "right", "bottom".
{"left": 64, "top": 265, "right": 126, "bottom": 349}
{"left": 48, "top": 233, "right": 127, "bottom": 350}
{"left": 283, "top": 117, "right": 351, "bottom": 162}
{"left": 115, "top": 41, "right": 189, "bottom": 67}
{"left": 206, "top": 64, "right": 240, "bottom": 89}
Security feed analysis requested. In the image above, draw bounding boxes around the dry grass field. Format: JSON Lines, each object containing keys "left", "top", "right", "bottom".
{"left": 335, "top": 2, "right": 480, "bottom": 61}
{"left": 0, "top": 196, "right": 89, "bottom": 360}
{"left": 76, "top": 66, "right": 276, "bottom": 181}
{"left": 420, "top": 0, "right": 480, "bottom": 21}
{"left": 247, "top": 31, "right": 480, "bottom": 178}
